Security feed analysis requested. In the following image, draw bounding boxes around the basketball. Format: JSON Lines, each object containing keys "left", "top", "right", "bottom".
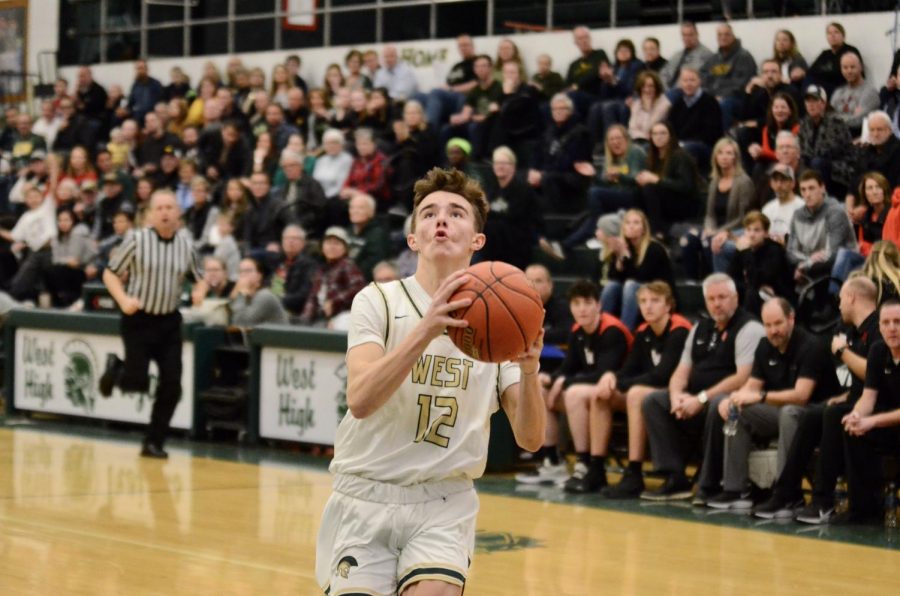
{"left": 448, "top": 261, "right": 544, "bottom": 363}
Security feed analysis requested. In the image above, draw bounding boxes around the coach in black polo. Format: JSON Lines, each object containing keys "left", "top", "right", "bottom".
{"left": 100, "top": 189, "right": 206, "bottom": 458}
{"left": 841, "top": 299, "right": 900, "bottom": 523}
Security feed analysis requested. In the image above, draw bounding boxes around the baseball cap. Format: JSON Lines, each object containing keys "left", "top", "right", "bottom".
{"left": 29, "top": 149, "right": 47, "bottom": 161}
{"left": 770, "top": 163, "right": 795, "bottom": 181}
{"left": 102, "top": 172, "right": 122, "bottom": 184}
{"left": 803, "top": 84, "right": 827, "bottom": 102}
{"left": 80, "top": 179, "right": 98, "bottom": 191}
{"left": 324, "top": 226, "right": 350, "bottom": 245}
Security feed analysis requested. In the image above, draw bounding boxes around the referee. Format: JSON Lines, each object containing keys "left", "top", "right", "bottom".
{"left": 99, "top": 189, "right": 206, "bottom": 458}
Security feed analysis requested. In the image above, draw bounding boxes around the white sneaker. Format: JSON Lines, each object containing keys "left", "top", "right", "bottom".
{"left": 559, "top": 461, "right": 589, "bottom": 489}
{"left": 515, "top": 458, "right": 569, "bottom": 485}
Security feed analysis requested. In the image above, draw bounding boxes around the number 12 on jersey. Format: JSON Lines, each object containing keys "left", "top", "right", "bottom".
{"left": 414, "top": 394, "right": 459, "bottom": 448}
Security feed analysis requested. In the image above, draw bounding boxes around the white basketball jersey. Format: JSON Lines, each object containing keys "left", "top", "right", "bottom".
{"left": 329, "top": 276, "right": 521, "bottom": 486}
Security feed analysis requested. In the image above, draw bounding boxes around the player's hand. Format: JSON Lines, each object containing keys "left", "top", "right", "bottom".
{"left": 119, "top": 295, "right": 141, "bottom": 315}
{"left": 678, "top": 396, "right": 704, "bottom": 420}
{"left": 420, "top": 269, "right": 472, "bottom": 341}
{"left": 597, "top": 372, "right": 616, "bottom": 400}
{"left": 515, "top": 328, "right": 544, "bottom": 375}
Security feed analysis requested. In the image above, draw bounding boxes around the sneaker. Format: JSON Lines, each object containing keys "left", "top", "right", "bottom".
{"left": 706, "top": 490, "right": 754, "bottom": 510}
{"left": 564, "top": 463, "right": 607, "bottom": 494}
{"left": 795, "top": 502, "right": 836, "bottom": 525}
{"left": 514, "top": 458, "right": 568, "bottom": 485}
{"left": 691, "top": 488, "right": 718, "bottom": 507}
{"left": 538, "top": 238, "right": 565, "bottom": 261}
{"left": 98, "top": 354, "right": 123, "bottom": 398}
{"left": 601, "top": 468, "right": 645, "bottom": 499}
{"left": 754, "top": 494, "right": 804, "bottom": 520}
{"left": 140, "top": 441, "right": 168, "bottom": 459}
{"left": 640, "top": 474, "right": 693, "bottom": 501}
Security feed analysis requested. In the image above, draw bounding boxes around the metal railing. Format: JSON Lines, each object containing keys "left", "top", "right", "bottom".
{"left": 70, "top": 0, "right": 874, "bottom": 63}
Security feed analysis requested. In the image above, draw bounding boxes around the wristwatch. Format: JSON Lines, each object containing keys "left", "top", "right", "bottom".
{"left": 835, "top": 346, "right": 847, "bottom": 358}
{"left": 697, "top": 390, "right": 709, "bottom": 405}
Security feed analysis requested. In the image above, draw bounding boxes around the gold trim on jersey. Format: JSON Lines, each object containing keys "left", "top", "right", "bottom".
{"left": 398, "top": 279, "right": 424, "bottom": 318}
{"left": 372, "top": 282, "right": 391, "bottom": 345}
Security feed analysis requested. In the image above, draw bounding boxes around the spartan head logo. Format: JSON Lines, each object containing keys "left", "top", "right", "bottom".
{"left": 333, "top": 362, "right": 348, "bottom": 419}
{"left": 62, "top": 339, "right": 97, "bottom": 412}
{"left": 336, "top": 555, "right": 358, "bottom": 579}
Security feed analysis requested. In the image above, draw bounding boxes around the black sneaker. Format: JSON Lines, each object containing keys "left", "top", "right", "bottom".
{"left": 140, "top": 441, "right": 168, "bottom": 459}
{"left": 563, "top": 462, "right": 607, "bottom": 494}
{"left": 706, "top": 490, "right": 754, "bottom": 510}
{"left": 754, "top": 494, "right": 804, "bottom": 520}
{"left": 640, "top": 474, "right": 693, "bottom": 501}
{"left": 691, "top": 488, "right": 719, "bottom": 507}
{"left": 601, "top": 468, "right": 645, "bottom": 499}
{"left": 98, "top": 354, "right": 123, "bottom": 398}
{"left": 795, "top": 502, "right": 835, "bottom": 525}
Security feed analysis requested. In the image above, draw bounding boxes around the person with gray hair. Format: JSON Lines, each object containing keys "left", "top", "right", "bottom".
{"left": 277, "top": 146, "right": 327, "bottom": 238}
{"left": 640, "top": 272, "right": 765, "bottom": 501}
{"left": 846, "top": 109, "right": 900, "bottom": 203}
{"left": 481, "top": 145, "right": 541, "bottom": 269}
{"left": 338, "top": 127, "right": 390, "bottom": 215}
{"left": 347, "top": 193, "right": 390, "bottom": 282}
{"left": 269, "top": 224, "right": 318, "bottom": 317}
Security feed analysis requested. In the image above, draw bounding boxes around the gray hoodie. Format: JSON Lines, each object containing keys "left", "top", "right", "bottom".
{"left": 786, "top": 196, "right": 857, "bottom": 268}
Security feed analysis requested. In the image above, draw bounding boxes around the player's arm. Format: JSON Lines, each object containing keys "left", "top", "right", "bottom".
{"left": 501, "top": 330, "right": 546, "bottom": 452}
{"left": 668, "top": 362, "right": 691, "bottom": 395}
{"left": 346, "top": 272, "right": 472, "bottom": 419}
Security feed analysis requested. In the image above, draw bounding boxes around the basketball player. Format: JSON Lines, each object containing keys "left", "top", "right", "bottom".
{"left": 316, "top": 168, "right": 546, "bottom": 595}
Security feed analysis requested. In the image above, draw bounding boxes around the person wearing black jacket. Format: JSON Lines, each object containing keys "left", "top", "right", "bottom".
{"left": 596, "top": 281, "right": 693, "bottom": 498}
{"left": 565, "top": 26, "right": 610, "bottom": 118}
{"left": 554, "top": 280, "right": 632, "bottom": 494}
{"left": 136, "top": 113, "right": 183, "bottom": 175}
{"left": 667, "top": 67, "right": 723, "bottom": 175}
{"left": 201, "top": 120, "right": 252, "bottom": 183}
{"left": 805, "top": 22, "right": 863, "bottom": 98}
{"left": 75, "top": 66, "right": 108, "bottom": 122}
{"left": 731, "top": 211, "right": 794, "bottom": 316}
{"left": 702, "top": 298, "right": 842, "bottom": 509}
{"left": 525, "top": 264, "right": 573, "bottom": 347}
{"left": 244, "top": 171, "right": 292, "bottom": 254}
{"left": 275, "top": 149, "right": 327, "bottom": 239}
{"left": 268, "top": 224, "right": 318, "bottom": 317}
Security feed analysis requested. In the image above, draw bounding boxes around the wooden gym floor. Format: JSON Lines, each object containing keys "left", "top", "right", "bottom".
{"left": 1, "top": 423, "right": 899, "bottom": 595}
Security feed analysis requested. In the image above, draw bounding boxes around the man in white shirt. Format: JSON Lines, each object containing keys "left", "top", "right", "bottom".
{"left": 373, "top": 45, "right": 419, "bottom": 101}
{"left": 761, "top": 163, "right": 804, "bottom": 243}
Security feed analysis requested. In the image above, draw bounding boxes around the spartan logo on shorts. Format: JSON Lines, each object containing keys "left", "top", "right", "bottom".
{"left": 336, "top": 555, "right": 358, "bottom": 579}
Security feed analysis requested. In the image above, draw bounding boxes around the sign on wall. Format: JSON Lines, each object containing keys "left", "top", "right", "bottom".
{"left": 13, "top": 328, "right": 194, "bottom": 430}
{"left": 258, "top": 347, "right": 346, "bottom": 445}
{"left": 284, "top": 0, "right": 316, "bottom": 30}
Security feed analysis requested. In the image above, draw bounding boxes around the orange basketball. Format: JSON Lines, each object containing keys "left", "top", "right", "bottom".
{"left": 448, "top": 261, "right": 544, "bottom": 363}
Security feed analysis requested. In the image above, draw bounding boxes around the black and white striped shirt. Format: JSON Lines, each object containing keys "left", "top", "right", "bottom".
{"left": 108, "top": 228, "right": 203, "bottom": 315}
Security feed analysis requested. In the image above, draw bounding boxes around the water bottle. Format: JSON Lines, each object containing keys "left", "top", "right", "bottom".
{"left": 723, "top": 403, "right": 739, "bottom": 437}
{"left": 885, "top": 481, "right": 898, "bottom": 530}
{"left": 834, "top": 476, "right": 849, "bottom": 515}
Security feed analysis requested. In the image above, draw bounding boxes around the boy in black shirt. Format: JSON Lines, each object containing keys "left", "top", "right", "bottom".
{"left": 597, "top": 281, "right": 692, "bottom": 498}
{"left": 840, "top": 299, "right": 900, "bottom": 523}
{"left": 515, "top": 280, "right": 631, "bottom": 490}
{"left": 732, "top": 211, "right": 794, "bottom": 316}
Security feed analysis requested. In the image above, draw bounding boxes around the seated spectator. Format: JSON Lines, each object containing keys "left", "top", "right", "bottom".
{"left": 879, "top": 63, "right": 900, "bottom": 135}
{"left": 0, "top": 187, "right": 56, "bottom": 300}
{"left": 528, "top": 93, "right": 592, "bottom": 214}
{"left": 244, "top": 171, "right": 291, "bottom": 254}
{"left": 516, "top": 280, "right": 631, "bottom": 492}
{"left": 443, "top": 54, "right": 501, "bottom": 160}
{"left": 199, "top": 255, "right": 235, "bottom": 299}
{"left": 285, "top": 54, "right": 308, "bottom": 93}
{"left": 787, "top": 170, "right": 857, "bottom": 285}
{"left": 203, "top": 120, "right": 252, "bottom": 182}
{"left": 341, "top": 128, "right": 390, "bottom": 211}
{"left": 530, "top": 54, "right": 565, "bottom": 102}
{"left": 848, "top": 111, "right": 900, "bottom": 206}
{"left": 183, "top": 177, "right": 218, "bottom": 253}
{"left": 305, "top": 89, "right": 330, "bottom": 151}
{"left": 347, "top": 193, "right": 391, "bottom": 281}
{"left": 135, "top": 112, "right": 182, "bottom": 176}
{"left": 493, "top": 38, "right": 526, "bottom": 83}
{"left": 746, "top": 93, "right": 800, "bottom": 176}
{"left": 659, "top": 21, "right": 713, "bottom": 92}
{"left": 635, "top": 122, "right": 702, "bottom": 239}
{"left": 9, "top": 151, "right": 50, "bottom": 211}
{"left": 62, "top": 146, "right": 98, "bottom": 188}
{"left": 798, "top": 84, "right": 854, "bottom": 196}
{"left": 489, "top": 61, "right": 542, "bottom": 158}
{"left": 833, "top": 172, "right": 890, "bottom": 288}
{"left": 32, "top": 100, "right": 60, "bottom": 149}
{"left": 667, "top": 67, "right": 722, "bottom": 174}
{"left": 373, "top": 45, "right": 418, "bottom": 101}
{"left": 389, "top": 101, "right": 439, "bottom": 210}
{"left": 268, "top": 224, "right": 318, "bottom": 317}
{"left": 371, "top": 260, "right": 399, "bottom": 283}
{"left": 94, "top": 173, "right": 134, "bottom": 241}
{"left": 43, "top": 208, "right": 96, "bottom": 307}
{"left": 755, "top": 131, "right": 806, "bottom": 210}
{"left": 152, "top": 146, "right": 181, "bottom": 191}
{"left": 682, "top": 137, "right": 755, "bottom": 280}
{"left": 732, "top": 211, "right": 794, "bottom": 315}
{"left": 277, "top": 148, "right": 327, "bottom": 239}
{"left": 860, "top": 241, "right": 900, "bottom": 304}
{"left": 174, "top": 158, "right": 198, "bottom": 211}
{"left": 761, "top": 164, "right": 804, "bottom": 243}
{"left": 524, "top": 263, "right": 574, "bottom": 346}
{"left": 741, "top": 59, "right": 801, "bottom": 135}
{"left": 590, "top": 39, "right": 645, "bottom": 144}
{"left": 641, "top": 37, "right": 667, "bottom": 73}
{"left": 229, "top": 257, "right": 289, "bottom": 326}
{"left": 300, "top": 226, "right": 366, "bottom": 330}
{"left": 445, "top": 137, "right": 487, "bottom": 189}
{"left": 56, "top": 98, "right": 97, "bottom": 155}
{"left": 475, "top": 147, "right": 540, "bottom": 269}
{"left": 700, "top": 23, "right": 757, "bottom": 129}
{"left": 3, "top": 114, "right": 48, "bottom": 171}
{"left": 563, "top": 26, "right": 610, "bottom": 118}
{"left": 424, "top": 34, "right": 477, "bottom": 127}
{"left": 830, "top": 52, "right": 878, "bottom": 138}
{"left": 840, "top": 299, "right": 900, "bottom": 525}
{"left": 601, "top": 209, "right": 675, "bottom": 329}
{"left": 595, "top": 281, "right": 692, "bottom": 498}
{"left": 702, "top": 298, "right": 841, "bottom": 509}
{"left": 628, "top": 71, "right": 671, "bottom": 145}
{"left": 641, "top": 273, "right": 765, "bottom": 501}
{"left": 85, "top": 209, "right": 133, "bottom": 281}
{"left": 313, "top": 128, "right": 354, "bottom": 200}
{"left": 772, "top": 29, "right": 808, "bottom": 86}
{"left": 806, "top": 22, "right": 863, "bottom": 98}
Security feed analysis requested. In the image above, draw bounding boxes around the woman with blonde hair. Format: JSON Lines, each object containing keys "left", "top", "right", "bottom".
{"left": 600, "top": 208, "right": 675, "bottom": 329}
{"left": 494, "top": 38, "right": 526, "bottom": 82}
{"left": 681, "top": 136, "right": 755, "bottom": 279}
{"left": 270, "top": 63, "right": 295, "bottom": 109}
{"left": 860, "top": 240, "right": 900, "bottom": 304}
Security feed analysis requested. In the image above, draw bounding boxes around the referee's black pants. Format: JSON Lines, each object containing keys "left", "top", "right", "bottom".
{"left": 120, "top": 310, "right": 183, "bottom": 447}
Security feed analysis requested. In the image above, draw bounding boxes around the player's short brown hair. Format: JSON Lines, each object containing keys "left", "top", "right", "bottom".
{"left": 411, "top": 167, "right": 489, "bottom": 233}
{"left": 637, "top": 280, "right": 675, "bottom": 308}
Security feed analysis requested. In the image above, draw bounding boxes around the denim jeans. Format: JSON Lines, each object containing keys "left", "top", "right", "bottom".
{"left": 562, "top": 186, "right": 637, "bottom": 249}
{"left": 829, "top": 247, "right": 866, "bottom": 294}
{"left": 424, "top": 88, "right": 466, "bottom": 129}
{"left": 600, "top": 279, "right": 641, "bottom": 329}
